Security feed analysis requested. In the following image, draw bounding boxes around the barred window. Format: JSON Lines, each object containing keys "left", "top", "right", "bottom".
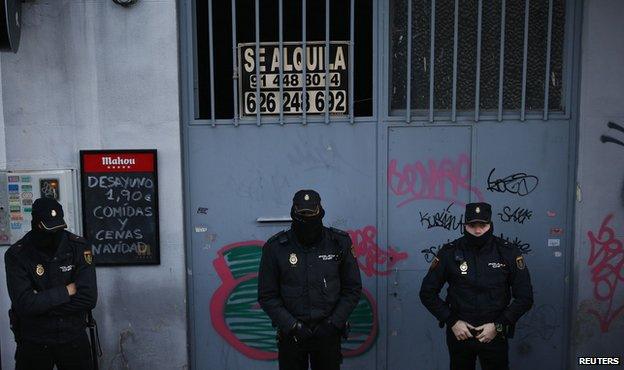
{"left": 390, "top": 0, "right": 566, "bottom": 118}
{"left": 194, "top": 0, "right": 373, "bottom": 121}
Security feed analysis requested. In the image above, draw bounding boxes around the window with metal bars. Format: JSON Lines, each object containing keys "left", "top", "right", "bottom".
{"left": 194, "top": 0, "right": 373, "bottom": 122}
{"left": 389, "top": 0, "right": 566, "bottom": 120}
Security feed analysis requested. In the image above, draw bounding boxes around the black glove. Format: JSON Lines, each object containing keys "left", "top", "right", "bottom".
{"left": 313, "top": 319, "right": 340, "bottom": 338}
{"left": 289, "top": 321, "right": 313, "bottom": 342}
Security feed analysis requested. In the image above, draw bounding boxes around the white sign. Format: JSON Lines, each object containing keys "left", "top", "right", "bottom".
{"left": 238, "top": 41, "right": 349, "bottom": 116}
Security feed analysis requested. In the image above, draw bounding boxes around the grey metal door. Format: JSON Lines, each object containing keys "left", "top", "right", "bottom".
{"left": 186, "top": 124, "right": 380, "bottom": 369}
{"left": 384, "top": 123, "right": 571, "bottom": 369}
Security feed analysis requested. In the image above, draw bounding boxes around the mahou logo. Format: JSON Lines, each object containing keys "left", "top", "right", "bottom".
{"left": 101, "top": 156, "right": 136, "bottom": 166}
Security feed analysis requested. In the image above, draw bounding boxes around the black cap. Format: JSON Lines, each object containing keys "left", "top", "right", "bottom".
{"left": 464, "top": 202, "right": 492, "bottom": 224}
{"left": 32, "top": 197, "right": 67, "bottom": 232}
{"left": 292, "top": 189, "right": 323, "bottom": 218}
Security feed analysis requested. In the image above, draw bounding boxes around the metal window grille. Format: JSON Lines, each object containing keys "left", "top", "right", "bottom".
{"left": 389, "top": 0, "right": 566, "bottom": 122}
{"left": 193, "top": 0, "right": 373, "bottom": 125}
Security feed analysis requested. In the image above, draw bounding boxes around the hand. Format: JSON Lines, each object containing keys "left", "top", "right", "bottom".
{"left": 451, "top": 320, "right": 476, "bottom": 341}
{"left": 66, "top": 283, "right": 77, "bottom": 296}
{"left": 475, "top": 323, "right": 497, "bottom": 343}
{"left": 313, "top": 319, "right": 339, "bottom": 338}
{"left": 289, "top": 321, "right": 313, "bottom": 342}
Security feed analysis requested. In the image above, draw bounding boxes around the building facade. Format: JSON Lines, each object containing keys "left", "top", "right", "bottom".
{"left": 0, "top": 0, "right": 622, "bottom": 369}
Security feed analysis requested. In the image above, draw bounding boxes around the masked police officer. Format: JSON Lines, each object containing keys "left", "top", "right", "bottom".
{"left": 5, "top": 197, "right": 98, "bottom": 370}
{"left": 419, "top": 202, "right": 533, "bottom": 370}
{"left": 258, "top": 190, "right": 362, "bottom": 370}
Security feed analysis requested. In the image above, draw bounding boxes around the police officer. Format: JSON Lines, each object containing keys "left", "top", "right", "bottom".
{"left": 419, "top": 202, "right": 533, "bottom": 370}
{"left": 5, "top": 197, "right": 97, "bottom": 370}
{"left": 258, "top": 190, "right": 362, "bottom": 370}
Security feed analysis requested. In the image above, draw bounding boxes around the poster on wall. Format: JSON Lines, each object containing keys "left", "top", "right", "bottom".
{"left": 238, "top": 41, "right": 349, "bottom": 117}
{"left": 80, "top": 150, "right": 160, "bottom": 265}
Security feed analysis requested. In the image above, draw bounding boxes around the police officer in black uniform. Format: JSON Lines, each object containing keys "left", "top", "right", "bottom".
{"left": 419, "top": 202, "right": 533, "bottom": 370}
{"left": 258, "top": 190, "right": 362, "bottom": 370}
{"left": 5, "top": 197, "right": 97, "bottom": 370}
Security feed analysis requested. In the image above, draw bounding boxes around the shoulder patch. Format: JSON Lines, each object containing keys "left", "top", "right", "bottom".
{"left": 84, "top": 250, "right": 93, "bottom": 265}
{"left": 516, "top": 255, "right": 526, "bottom": 270}
{"left": 267, "top": 230, "right": 288, "bottom": 245}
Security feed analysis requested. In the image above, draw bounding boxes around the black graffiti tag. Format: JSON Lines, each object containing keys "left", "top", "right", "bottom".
{"left": 421, "top": 245, "right": 441, "bottom": 263}
{"left": 600, "top": 121, "right": 624, "bottom": 148}
{"left": 499, "top": 233, "right": 532, "bottom": 255}
{"left": 487, "top": 168, "right": 539, "bottom": 197}
{"left": 498, "top": 206, "right": 533, "bottom": 224}
{"left": 421, "top": 241, "right": 451, "bottom": 263}
{"left": 419, "top": 203, "right": 465, "bottom": 234}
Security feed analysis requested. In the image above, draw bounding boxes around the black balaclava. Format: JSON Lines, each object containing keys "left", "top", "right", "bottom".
{"left": 464, "top": 222, "right": 494, "bottom": 248}
{"left": 463, "top": 202, "right": 494, "bottom": 248}
{"left": 30, "top": 197, "right": 68, "bottom": 256}
{"left": 290, "top": 189, "right": 325, "bottom": 246}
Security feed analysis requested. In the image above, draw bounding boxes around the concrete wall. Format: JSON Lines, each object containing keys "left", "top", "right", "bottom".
{"left": 572, "top": 0, "right": 624, "bottom": 366}
{"left": 0, "top": 1, "right": 187, "bottom": 369}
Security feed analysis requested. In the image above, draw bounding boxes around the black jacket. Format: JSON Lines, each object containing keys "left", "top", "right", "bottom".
{"left": 5, "top": 230, "right": 98, "bottom": 344}
{"left": 257, "top": 227, "right": 362, "bottom": 332}
{"left": 419, "top": 235, "right": 533, "bottom": 329}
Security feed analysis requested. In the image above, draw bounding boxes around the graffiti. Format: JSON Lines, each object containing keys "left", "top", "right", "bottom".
{"left": 586, "top": 214, "right": 624, "bottom": 332}
{"left": 498, "top": 233, "right": 532, "bottom": 255}
{"left": 210, "top": 240, "right": 378, "bottom": 361}
{"left": 600, "top": 121, "right": 624, "bottom": 148}
{"left": 388, "top": 154, "right": 485, "bottom": 207}
{"left": 486, "top": 168, "right": 539, "bottom": 197}
{"left": 347, "top": 225, "right": 409, "bottom": 277}
{"left": 498, "top": 206, "right": 533, "bottom": 224}
{"left": 197, "top": 207, "right": 209, "bottom": 214}
{"left": 419, "top": 203, "right": 464, "bottom": 234}
{"left": 421, "top": 242, "right": 450, "bottom": 263}
{"left": 516, "top": 304, "right": 559, "bottom": 341}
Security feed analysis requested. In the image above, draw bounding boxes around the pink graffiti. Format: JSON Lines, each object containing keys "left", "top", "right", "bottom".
{"left": 347, "top": 225, "right": 408, "bottom": 277}
{"left": 586, "top": 214, "right": 624, "bottom": 332}
{"left": 387, "top": 153, "right": 485, "bottom": 207}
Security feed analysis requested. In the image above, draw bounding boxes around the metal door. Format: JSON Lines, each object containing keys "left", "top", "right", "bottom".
{"left": 384, "top": 123, "right": 571, "bottom": 369}
{"left": 185, "top": 124, "right": 381, "bottom": 369}
{"left": 180, "top": 0, "right": 580, "bottom": 368}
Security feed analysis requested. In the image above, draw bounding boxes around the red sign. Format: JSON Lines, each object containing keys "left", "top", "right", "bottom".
{"left": 82, "top": 152, "right": 155, "bottom": 173}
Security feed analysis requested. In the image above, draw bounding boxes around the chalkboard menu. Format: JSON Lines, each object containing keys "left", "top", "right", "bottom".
{"left": 80, "top": 150, "right": 160, "bottom": 265}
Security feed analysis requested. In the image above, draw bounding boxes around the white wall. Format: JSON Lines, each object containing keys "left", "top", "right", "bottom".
{"left": 572, "top": 0, "right": 624, "bottom": 366}
{"left": 0, "top": 1, "right": 187, "bottom": 369}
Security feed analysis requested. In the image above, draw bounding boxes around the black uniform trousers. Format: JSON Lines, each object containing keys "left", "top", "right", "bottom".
{"left": 15, "top": 331, "right": 93, "bottom": 370}
{"left": 446, "top": 329, "right": 508, "bottom": 370}
{"left": 278, "top": 333, "right": 342, "bottom": 370}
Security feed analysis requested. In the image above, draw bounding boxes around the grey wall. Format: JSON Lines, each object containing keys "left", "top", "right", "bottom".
{"left": 572, "top": 0, "right": 624, "bottom": 366}
{"left": 0, "top": 1, "right": 187, "bottom": 369}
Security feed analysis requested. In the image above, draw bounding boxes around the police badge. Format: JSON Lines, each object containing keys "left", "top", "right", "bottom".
{"left": 460, "top": 261, "right": 468, "bottom": 275}
{"left": 35, "top": 264, "right": 45, "bottom": 276}
{"left": 289, "top": 253, "right": 298, "bottom": 265}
